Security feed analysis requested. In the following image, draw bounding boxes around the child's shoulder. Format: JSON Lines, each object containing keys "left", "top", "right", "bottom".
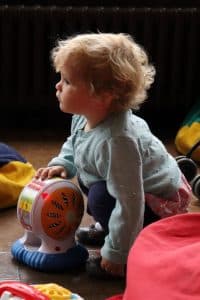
{"left": 109, "top": 110, "right": 150, "bottom": 136}
{"left": 130, "top": 111, "right": 149, "bottom": 128}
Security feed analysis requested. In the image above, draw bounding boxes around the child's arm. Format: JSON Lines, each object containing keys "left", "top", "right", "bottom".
{"left": 48, "top": 135, "right": 76, "bottom": 179}
{"left": 98, "top": 136, "right": 144, "bottom": 265}
{"left": 34, "top": 135, "right": 76, "bottom": 180}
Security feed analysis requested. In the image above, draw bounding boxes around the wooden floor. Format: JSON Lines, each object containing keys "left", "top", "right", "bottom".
{"left": 0, "top": 129, "right": 199, "bottom": 299}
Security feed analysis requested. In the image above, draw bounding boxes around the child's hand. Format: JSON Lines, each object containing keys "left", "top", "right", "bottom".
{"left": 34, "top": 166, "right": 67, "bottom": 180}
{"left": 101, "top": 257, "right": 125, "bottom": 277}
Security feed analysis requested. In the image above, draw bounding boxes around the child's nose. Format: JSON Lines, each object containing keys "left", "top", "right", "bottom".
{"left": 55, "top": 81, "right": 62, "bottom": 90}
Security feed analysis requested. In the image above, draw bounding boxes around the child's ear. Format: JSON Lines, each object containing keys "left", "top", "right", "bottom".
{"left": 98, "top": 91, "right": 115, "bottom": 107}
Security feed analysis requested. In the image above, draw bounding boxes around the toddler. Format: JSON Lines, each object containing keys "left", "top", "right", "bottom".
{"left": 35, "top": 33, "right": 191, "bottom": 279}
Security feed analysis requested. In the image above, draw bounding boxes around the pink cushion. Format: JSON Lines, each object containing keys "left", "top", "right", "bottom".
{"left": 107, "top": 213, "right": 200, "bottom": 300}
{"left": 106, "top": 295, "right": 123, "bottom": 300}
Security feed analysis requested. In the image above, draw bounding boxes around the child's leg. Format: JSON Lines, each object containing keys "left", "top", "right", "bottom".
{"left": 76, "top": 179, "right": 116, "bottom": 246}
{"left": 78, "top": 178, "right": 161, "bottom": 229}
{"left": 143, "top": 203, "right": 160, "bottom": 227}
{"left": 78, "top": 178, "right": 116, "bottom": 233}
{"left": 87, "top": 181, "right": 116, "bottom": 233}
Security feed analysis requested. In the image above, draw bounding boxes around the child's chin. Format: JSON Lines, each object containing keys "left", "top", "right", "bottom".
{"left": 59, "top": 105, "right": 73, "bottom": 114}
{"left": 59, "top": 103, "right": 65, "bottom": 111}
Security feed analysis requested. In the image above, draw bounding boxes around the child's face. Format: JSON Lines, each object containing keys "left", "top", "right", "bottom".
{"left": 55, "top": 64, "right": 95, "bottom": 115}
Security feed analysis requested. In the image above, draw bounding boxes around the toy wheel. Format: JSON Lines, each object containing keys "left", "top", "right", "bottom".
{"left": 192, "top": 175, "right": 200, "bottom": 199}
{"left": 176, "top": 156, "right": 197, "bottom": 182}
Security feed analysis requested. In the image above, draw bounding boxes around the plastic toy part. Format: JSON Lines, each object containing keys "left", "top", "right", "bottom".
{"left": 0, "top": 281, "right": 49, "bottom": 300}
{"left": 0, "top": 281, "right": 84, "bottom": 300}
{"left": 11, "top": 240, "right": 89, "bottom": 272}
{"left": 11, "top": 178, "right": 89, "bottom": 272}
{"left": 34, "top": 283, "right": 84, "bottom": 300}
{"left": 176, "top": 140, "right": 200, "bottom": 199}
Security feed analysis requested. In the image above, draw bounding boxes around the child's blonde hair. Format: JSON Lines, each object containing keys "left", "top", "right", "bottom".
{"left": 51, "top": 33, "right": 155, "bottom": 110}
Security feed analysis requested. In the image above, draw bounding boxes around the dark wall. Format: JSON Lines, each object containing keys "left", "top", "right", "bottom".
{"left": 0, "top": 3, "right": 199, "bottom": 137}
{"left": 2, "top": 1, "right": 200, "bottom": 7}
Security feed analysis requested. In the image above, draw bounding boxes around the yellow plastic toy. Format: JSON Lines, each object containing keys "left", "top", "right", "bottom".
{"left": 0, "top": 281, "right": 84, "bottom": 299}
{"left": 34, "top": 283, "right": 83, "bottom": 300}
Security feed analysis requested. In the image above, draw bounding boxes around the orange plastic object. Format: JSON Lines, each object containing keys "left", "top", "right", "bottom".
{"left": 41, "top": 187, "right": 84, "bottom": 240}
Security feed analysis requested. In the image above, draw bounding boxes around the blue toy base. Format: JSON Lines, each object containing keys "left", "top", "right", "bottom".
{"left": 11, "top": 240, "right": 89, "bottom": 272}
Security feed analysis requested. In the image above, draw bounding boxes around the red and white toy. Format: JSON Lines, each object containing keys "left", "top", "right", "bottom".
{"left": 11, "top": 178, "right": 88, "bottom": 272}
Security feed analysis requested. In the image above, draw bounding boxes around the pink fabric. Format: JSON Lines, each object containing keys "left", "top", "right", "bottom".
{"left": 106, "top": 295, "right": 123, "bottom": 300}
{"left": 108, "top": 213, "right": 200, "bottom": 300}
{"left": 145, "top": 175, "right": 191, "bottom": 218}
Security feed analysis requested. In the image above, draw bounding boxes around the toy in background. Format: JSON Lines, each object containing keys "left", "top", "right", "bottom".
{"left": 175, "top": 98, "right": 200, "bottom": 163}
{"left": 0, "top": 143, "right": 35, "bottom": 209}
{"left": 0, "top": 281, "right": 83, "bottom": 300}
{"left": 11, "top": 178, "right": 88, "bottom": 272}
{"left": 176, "top": 140, "right": 200, "bottom": 200}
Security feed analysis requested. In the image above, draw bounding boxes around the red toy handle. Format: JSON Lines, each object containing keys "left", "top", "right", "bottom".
{"left": 0, "top": 281, "right": 50, "bottom": 300}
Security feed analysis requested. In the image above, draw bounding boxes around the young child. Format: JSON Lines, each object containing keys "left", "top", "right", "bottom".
{"left": 35, "top": 33, "right": 191, "bottom": 279}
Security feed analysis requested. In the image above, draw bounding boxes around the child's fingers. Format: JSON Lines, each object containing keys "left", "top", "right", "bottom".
{"left": 35, "top": 166, "right": 67, "bottom": 180}
{"left": 47, "top": 166, "right": 66, "bottom": 179}
{"left": 34, "top": 168, "right": 45, "bottom": 179}
{"left": 35, "top": 167, "right": 54, "bottom": 180}
{"left": 61, "top": 170, "right": 67, "bottom": 178}
{"left": 41, "top": 168, "right": 52, "bottom": 180}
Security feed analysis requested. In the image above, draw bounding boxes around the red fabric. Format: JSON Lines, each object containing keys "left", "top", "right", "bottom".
{"left": 106, "top": 295, "right": 123, "bottom": 300}
{"left": 108, "top": 213, "right": 200, "bottom": 300}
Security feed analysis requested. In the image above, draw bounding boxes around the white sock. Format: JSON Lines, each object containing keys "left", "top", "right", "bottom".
{"left": 95, "top": 222, "right": 103, "bottom": 231}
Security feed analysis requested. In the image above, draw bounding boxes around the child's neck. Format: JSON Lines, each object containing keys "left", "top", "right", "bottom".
{"left": 84, "top": 109, "right": 112, "bottom": 132}
{"left": 83, "top": 94, "right": 121, "bottom": 131}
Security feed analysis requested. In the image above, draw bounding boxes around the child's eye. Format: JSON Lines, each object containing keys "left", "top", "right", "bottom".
{"left": 64, "top": 78, "right": 70, "bottom": 85}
